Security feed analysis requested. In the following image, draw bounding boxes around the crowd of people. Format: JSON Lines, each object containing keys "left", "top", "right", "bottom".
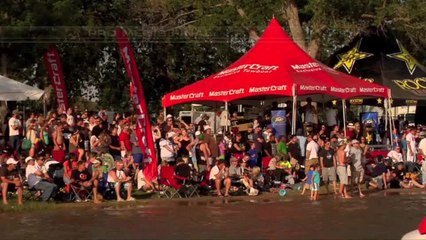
{"left": 0, "top": 101, "right": 425, "bottom": 205}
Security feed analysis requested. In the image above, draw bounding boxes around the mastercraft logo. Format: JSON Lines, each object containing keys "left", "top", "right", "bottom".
{"left": 170, "top": 92, "right": 204, "bottom": 101}
{"left": 291, "top": 62, "right": 322, "bottom": 73}
{"left": 214, "top": 64, "right": 279, "bottom": 78}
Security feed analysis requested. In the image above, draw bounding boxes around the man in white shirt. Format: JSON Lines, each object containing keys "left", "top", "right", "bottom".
{"left": 406, "top": 127, "right": 417, "bottom": 172}
{"left": 387, "top": 146, "right": 403, "bottom": 163}
{"left": 25, "top": 156, "right": 58, "bottom": 202}
{"left": 305, "top": 134, "right": 319, "bottom": 174}
{"left": 209, "top": 161, "right": 231, "bottom": 197}
{"left": 159, "top": 132, "right": 176, "bottom": 163}
{"left": 418, "top": 132, "right": 426, "bottom": 161}
{"left": 8, "top": 110, "right": 22, "bottom": 151}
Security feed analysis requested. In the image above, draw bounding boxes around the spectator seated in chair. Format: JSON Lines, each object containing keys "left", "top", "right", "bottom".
{"left": 174, "top": 158, "right": 192, "bottom": 184}
{"left": 209, "top": 160, "right": 231, "bottom": 197}
{"left": 25, "top": 156, "right": 58, "bottom": 202}
{"left": 274, "top": 155, "right": 294, "bottom": 184}
{"left": 107, "top": 159, "right": 135, "bottom": 201}
{"left": 0, "top": 158, "right": 23, "bottom": 205}
{"left": 70, "top": 161, "right": 93, "bottom": 195}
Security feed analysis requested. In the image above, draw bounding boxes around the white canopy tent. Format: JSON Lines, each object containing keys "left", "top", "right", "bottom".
{"left": 0, "top": 74, "right": 44, "bottom": 101}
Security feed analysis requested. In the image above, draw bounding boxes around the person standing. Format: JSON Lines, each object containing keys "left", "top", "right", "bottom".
{"left": 336, "top": 141, "right": 351, "bottom": 198}
{"left": 319, "top": 140, "right": 337, "bottom": 195}
{"left": 305, "top": 134, "right": 319, "bottom": 175}
{"left": 252, "top": 126, "right": 265, "bottom": 167}
{"left": 325, "top": 102, "right": 338, "bottom": 133}
{"left": 287, "top": 135, "right": 301, "bottom": 165}
{"left": 8, "top": 110, "right": 22, "bottom": 152}
{"left": 349, "top": 139, "right": 365, "bottom": 197}
{"left": 405, "top": 127, "right": 417, "bottom": 172}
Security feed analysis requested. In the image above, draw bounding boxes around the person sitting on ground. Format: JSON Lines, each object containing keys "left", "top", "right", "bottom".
{"left": 369, "top": 157, "right": 391, "bottom": 190}
{"left": 0, "top": 158, "right": 23, "bottom": 205}
{"left": 391, "top": 162, "right": 425, "bottom": 189}
{"left": 251, "top": 166, "right": 264, "bottom": 190}
{"left": 274, "top": 154, "right": 292, "bottom": 184}
{"left": 25, "top": 156, "right": 58, "bottom": 202}
{"left": 107, "top": 159, "right": 135, "bottom": 201}
{"left": 136, "top": 168, "right": 159, "bottom": 192}
{"left": 209, "top": 160, "right": 231, "bottom": 197}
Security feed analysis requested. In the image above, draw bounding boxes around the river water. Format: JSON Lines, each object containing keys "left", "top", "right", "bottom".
{"left": 1, "top": 190, "right": 425, "bottom": 239}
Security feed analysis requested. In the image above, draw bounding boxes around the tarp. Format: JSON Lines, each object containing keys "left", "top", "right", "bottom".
{"left": 0, "top": 75, "right": 44, "bottom": 101}
{"left": 329, "top": 27, "right": 426, "bottom": 106}
{"left": 162, "top": 18, "right": 389, "bottom": 108}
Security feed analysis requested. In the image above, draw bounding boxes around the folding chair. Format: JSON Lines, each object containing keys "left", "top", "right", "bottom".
{"left": 69, "top": 183, "right": 93, "bottom": 202}
{"left": 158, "top": 166, "right": 185, "bottom": 198}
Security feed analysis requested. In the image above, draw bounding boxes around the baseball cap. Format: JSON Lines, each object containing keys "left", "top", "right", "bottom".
{"left": 6, "top": 158, "right": 19, "bottom": 165}
{"left": 25, "top": 156, "right": 34, "bottom": 163}
{"left": 195, "top": 131, "right": 201, "bottom": 136}
{"left": 351, "top": 139, "right": 359, "bottom": 144}
{"left": 166, "top": 114, "right": 173, "bottom": 119}
{"left": 338, "top": 140, "right": 346, "bottom": 147}
{"left": 204, "top": 125, "right": 211, "bottom": 131}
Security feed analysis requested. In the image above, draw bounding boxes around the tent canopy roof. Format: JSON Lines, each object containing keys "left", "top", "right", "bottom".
{"left": 162, "top": 18, "right": 389, "bottom": 108}
{"left": 0, "top": 75, "right": 44, "bottom": 101}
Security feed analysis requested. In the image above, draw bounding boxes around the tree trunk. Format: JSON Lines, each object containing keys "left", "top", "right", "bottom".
{"left": 284, "top": 0, "right": 306, "bottom": 51}
{"left": 1, "top": 53, "right": 7, "bottom": 76}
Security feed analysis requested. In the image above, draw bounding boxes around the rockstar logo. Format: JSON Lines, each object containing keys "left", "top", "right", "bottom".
{"left": 377, "top": 98, "right": 382, "bottom": 105}
{"left": 333, "top": 39, "right": 373, "bottom": 74}
{"left": 387, "top": 40, "right": 417, "bottom": 75}
{"left": 331, "top": 100, "right": 337, "bottom": 106}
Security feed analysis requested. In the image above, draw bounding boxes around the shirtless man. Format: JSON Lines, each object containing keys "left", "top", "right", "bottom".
{"left": 336, "top": 141, "right": 351, "bottom": 198}
{"left": 52, "top": 123, "right": 66, "bottom": 163}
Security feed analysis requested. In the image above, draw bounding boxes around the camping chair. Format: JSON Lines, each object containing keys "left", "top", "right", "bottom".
{"left": 158, "top": 166, "right": 185, "bottom": 198}
{"left": 68, "top": 182, "right": 93, "bottom": 202}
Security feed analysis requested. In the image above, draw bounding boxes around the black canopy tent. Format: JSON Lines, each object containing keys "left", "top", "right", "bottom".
{"left": 329, "top": 27, "right": 426, "bottom": 107}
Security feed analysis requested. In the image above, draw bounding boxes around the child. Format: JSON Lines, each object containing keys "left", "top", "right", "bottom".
{"left": 311, "top": 165, "right": 321, "bottom": 201}
{"left": 247, "top": 142, "right": 258, "bottom": 168}
{"left": 301, "top": 165, "right": 315, "bottom": 195}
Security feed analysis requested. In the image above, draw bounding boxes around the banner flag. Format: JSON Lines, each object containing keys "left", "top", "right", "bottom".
{"left": 115, "top": 28, "right": 158, "bottom": 180}
{"left": 43, "top": 46, "right": 69, "bottom": 111}
{"left": 271, "top": 110, "right": 286, "bottom": 138}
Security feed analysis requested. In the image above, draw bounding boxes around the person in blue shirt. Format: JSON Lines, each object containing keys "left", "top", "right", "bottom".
{"left": 247, "top": 142, "right": 258, "bottom": 168}
{"left": 301, "top": 165, "right": 315, "bottom": 195}
{"left": 311, "top": 164, "right": 321, "bottom": 201}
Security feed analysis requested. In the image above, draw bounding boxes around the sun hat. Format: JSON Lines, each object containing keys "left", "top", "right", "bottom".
{"left": 25, "top": 156, "right": 34, "bottom": 163}
{"left": 6, "top": 158, "right": 18, "bottom": 165}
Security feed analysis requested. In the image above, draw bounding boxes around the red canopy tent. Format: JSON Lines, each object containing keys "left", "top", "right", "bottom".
{"left": 162, "top": 18, "right": 390, "bottom": 108}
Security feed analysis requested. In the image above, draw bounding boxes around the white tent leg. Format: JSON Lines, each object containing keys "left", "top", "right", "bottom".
{"left": 292, "top": 96, "right": 297, "bottom": 135}
{"left": 224, "top": 101, "right": 229, "bottom": 133}
{"left": 388, "top": 99, "right": 394, "bottom": 148}
{"left": 342, "top": 100, "right": 347, "bottom": 137}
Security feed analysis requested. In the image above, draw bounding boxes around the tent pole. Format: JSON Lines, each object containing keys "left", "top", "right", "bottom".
{"left": 224, "top": 101, "right": 229, "bottom": 133}
{"left": 342, "top": 99, "right": 347, "bottom": 137}
{"left": 388, "top": 98, "right": 393, "bottom": 148}
{"left": 291, "top": 84, "right": 297, "bottom": 135}
{"left": 163, "top": 107, "right": 166, "bottom": 119}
